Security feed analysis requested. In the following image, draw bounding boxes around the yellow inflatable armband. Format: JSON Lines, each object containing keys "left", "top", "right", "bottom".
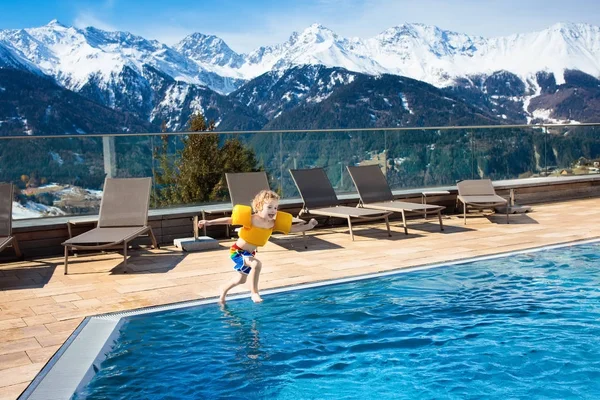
{"left": 231, "top": 204, "right": 252, "bottom": 227}
{"left": 273, "top": 211, "right": 293, "bottom": 234}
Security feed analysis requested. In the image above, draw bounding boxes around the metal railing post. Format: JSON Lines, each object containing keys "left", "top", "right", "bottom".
{"left": 544, "top": 126, "right": 548, "bottom": 176}
{"left": 103, "top": 136, "right": 116, "bottom": 178}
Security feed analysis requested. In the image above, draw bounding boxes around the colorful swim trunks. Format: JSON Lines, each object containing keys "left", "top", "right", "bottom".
{"left": 229, "top": 244, "right": 256, "bottom": 275}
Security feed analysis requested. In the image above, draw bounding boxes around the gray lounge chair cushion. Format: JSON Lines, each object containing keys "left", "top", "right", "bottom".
{"left": 226, "top": 172, "right": 270, "bottom": 207}
{"left": 347, "top": 165, "right": 394, "bottom": 203}
{"left": 98, "top": 178, "right": 151, "bottom": 228}
{"left": 63, "top": 227, "right": 151, "bottom": 245}
{"left": 457, "top": 180, "right": 507, "bottom": 206}
{"left": 347, "top": 165, "right": 445, "bottom": 212}
{"left": 289, "top": 168, "right": 340, "bottom": 209}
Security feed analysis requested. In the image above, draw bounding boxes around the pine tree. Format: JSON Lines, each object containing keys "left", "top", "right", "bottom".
{"left": 173, "top": 113, "right": 220, "bottom": 204}
{"left": 152, "top": 112, "right": 259, "bottom": 206}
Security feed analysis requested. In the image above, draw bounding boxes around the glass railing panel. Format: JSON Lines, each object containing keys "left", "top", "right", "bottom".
{"left": 0, "top": 136, "right": 108, "bottom": 219}
{"left": 542, "top": 125, "right": 600, "bottom": 176}
{"left": 4, "top": 124, "right": 600, "bottom": 220}
{"left": 221, "top": 131, "right": 282, "bottom": 196}
{"left": 384, "top": 128, "right": 473, "bottom": 190}
{"left": 280, "top": 130, "right": 386, "bottom": 197}
{"left": 471, "top": 127, "right": 540, "bottom": 180}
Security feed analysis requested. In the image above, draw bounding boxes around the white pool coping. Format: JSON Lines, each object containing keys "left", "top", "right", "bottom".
{"left": 18, "top": 237, "right": 600, "bottom": 400}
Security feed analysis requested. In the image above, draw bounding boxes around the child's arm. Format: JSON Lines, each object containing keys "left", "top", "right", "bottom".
{"left": 197, "top": 216, "right": 232, "bottom": 229}
{"left": 290, "top": 218, "right": 318, "bottom": 233}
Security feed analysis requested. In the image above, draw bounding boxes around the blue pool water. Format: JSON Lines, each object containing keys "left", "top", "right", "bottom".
{"left": 74, "top": 244, "right": 600, "bottom": 399}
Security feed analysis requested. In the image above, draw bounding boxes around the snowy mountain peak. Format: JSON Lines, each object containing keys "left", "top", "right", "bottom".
{"left": 296, "top": 23, "right": 338, "bottom": 44}
{"left": 176, "top": 32, "right": 243, "bottom": 68}
{"left": 46, "top": 19, "right": 67, "bottom": 28}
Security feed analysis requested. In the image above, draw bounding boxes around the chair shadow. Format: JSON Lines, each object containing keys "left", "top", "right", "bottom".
{"left": 404, "top": 222, "right": 475, "bottom": 234}
{"left": 273, "top": 225, "right": 425, "bottom": 252}
{"left": 62, "top": 247, "right": 187, "bottom": 275}
{"left": 486, "top": 212, "right": 539, "bottom": 225}
{"left": 270, "top": 234, "right": 344, "bottom": 251}
{"left": 0, "top": 261, "right": 57, "bottom": 291}
{"left": 115, "top": 249, "right": 188, "bottom": 274}
{"left": 349, "top": 227, "right": 425, "bottom": 241}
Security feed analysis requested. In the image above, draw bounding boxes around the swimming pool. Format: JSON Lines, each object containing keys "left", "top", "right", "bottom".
{"left": 24, "top": 241, "right": 600, "bottom": 399}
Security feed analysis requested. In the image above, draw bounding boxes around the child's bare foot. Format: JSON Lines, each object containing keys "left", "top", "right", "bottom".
{"left": 250, "top": 292, "right": 263, "bottom": 303}
{"left": 218, "top": 288, "right": 227, "bottom": 305}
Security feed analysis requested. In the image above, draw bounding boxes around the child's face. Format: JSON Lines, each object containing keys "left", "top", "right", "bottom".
{"left": 258, "top": 199, "right": 279, "bottom": 221}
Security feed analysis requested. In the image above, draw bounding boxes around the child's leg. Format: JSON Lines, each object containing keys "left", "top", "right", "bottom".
{"left": 219, "top": 272, "right": 247, "bottom": 304}
{"left": 245, "top": 256, "right": 263, "bottom": 303}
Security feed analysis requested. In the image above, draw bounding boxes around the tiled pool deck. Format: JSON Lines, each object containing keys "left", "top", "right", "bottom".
{"left": 1, "top": 197, "right": 599, "bottom": 399}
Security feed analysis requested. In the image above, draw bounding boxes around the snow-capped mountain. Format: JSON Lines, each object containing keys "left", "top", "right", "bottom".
{"left": 175, "top": 33, "right": 245, "bottom": 77}
{"left": 3, "top": 20, "right": 600, "bottom": 94}
{"left": 231, "top": 65, "right": 358, "bottom": 120}
{"left": 1, "top": 19, "right": 600, "bottom": 128}
{"left": 0, "top": 20, "right": 252, "bottom": 126}
{"left": 179, "top": 22, "right": 600, "bottom": 90}
{"left": 0, "top": 20, "right": 241, "bottom": 93}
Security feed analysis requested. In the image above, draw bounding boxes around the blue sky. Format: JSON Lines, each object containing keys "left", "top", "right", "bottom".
{"left": 0, "top": 0, "right": 599, "bottom": 52}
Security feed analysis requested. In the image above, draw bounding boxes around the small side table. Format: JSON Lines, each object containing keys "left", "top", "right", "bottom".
{"left": 421, "top": 190, "right": 450, "bottom": 219}
{"left": 66, "top": 218, "right": 98, "bottom": 239}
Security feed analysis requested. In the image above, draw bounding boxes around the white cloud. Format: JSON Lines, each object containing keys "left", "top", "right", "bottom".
{"left": 73, "top": 12, "right": 118, "bottom": 31}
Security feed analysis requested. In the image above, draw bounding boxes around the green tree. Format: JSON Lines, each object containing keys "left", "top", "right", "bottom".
{"left": 153, "top": 112, "right": 259, "bottom": 206}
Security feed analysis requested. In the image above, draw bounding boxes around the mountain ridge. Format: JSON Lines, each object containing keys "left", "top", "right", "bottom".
{"left": 1, "top": 20, "right": 600, "bottom": 131}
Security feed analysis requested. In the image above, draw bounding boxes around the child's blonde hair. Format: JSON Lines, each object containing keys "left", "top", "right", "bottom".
{"left": 252, "top": 190, "right": 280, "bottom": 212}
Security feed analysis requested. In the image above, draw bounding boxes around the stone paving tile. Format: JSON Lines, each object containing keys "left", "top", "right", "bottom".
{"left": 0, "top": 338, "right": 41, "bottom": 356}
{"left": 0, "top": 352, "right": 31, "bottom": 371}
{"left": 33, "top": 284, "right": 97, "bottom": 298}
{"left": 0, "top": 363, "right": 46, "bottom": 387}
{"left": 35, "top": 331, "right": 71, "bottom": 347}
{"left": 44, "top": 318, "right": 83, "bottom": 335}
{"left": 0, "top": 319, "right": 26, "bottom": 331}
{"left": 0, "top": 383, "right": 28, "bottom": 400}
{"left": 51, "top": 309, "right": 93, "bottom": 322}
{"left": 30, "top": 302, "right": 78, "bottom": 316}
{"left": 52, "top": 293, "right": 83, "bottom": 303}
{"left": 72, "top": 298, "right": 105, "bottom": 309}
{"left": 25, "top": 344, "right": 60, "bottom": 364}
{"left": 1, "top": 325, "right": 51, "bottom": 343}
{"left": 113, "top": 280, "right": 178, "bottom": 294}
{"left": 22, "top": 314, "right": 57, "bottom": 327}
{"left": 0, "top": 297, "right": 55, "bottom": 312}
{"left": 0, "top": 291, "right": 37, "bottom": 303}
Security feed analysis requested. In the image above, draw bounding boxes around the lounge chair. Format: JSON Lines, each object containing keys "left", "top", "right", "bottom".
{"left": 62, "top": 177, "right": 158, "bottom": 274}
{"left": 347, "top": 165, "right": 445, "bottom": 235}
{"left": 225, "top": 171, "right": 308, "bottom": 248}
{"left": 457, "top": 179, "right": 509, "bottom": 224}
{"left": 289, "top": 168, "right": 392, "bottom": 241}
{"left": 0, "top": 183, "right": 22, "bottom": 259}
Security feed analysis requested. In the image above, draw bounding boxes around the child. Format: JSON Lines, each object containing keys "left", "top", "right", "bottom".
{"left": 197, "top": 190, "right": 317, "bottom": 304}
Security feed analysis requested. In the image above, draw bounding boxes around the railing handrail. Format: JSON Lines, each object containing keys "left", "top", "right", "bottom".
{"left": 2, "top": 123, "right": 599, "bottom": 140}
